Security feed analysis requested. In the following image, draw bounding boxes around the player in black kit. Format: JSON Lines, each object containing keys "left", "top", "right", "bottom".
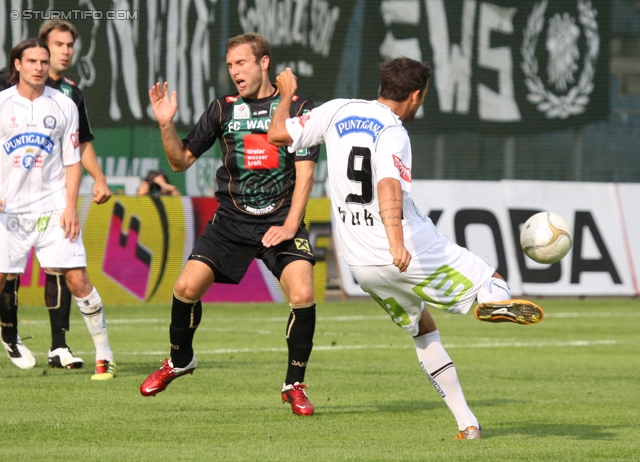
{"left": 140, "top": 33, "right": 319, "bottom": 416}
{"left": 0, "top": 20, "right": 115, "bottom": 380}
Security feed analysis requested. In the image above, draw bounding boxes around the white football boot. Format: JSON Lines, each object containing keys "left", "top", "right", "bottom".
{"left": 48, "top": 347, "right": 84, "bottom": 369}
{"left": 2, "top": 335, "right": 36, "bottom": 369}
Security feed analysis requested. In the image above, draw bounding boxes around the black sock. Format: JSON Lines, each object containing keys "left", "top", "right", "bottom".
{"left": 285, "top": 304, "right": 316, "bottom": 385}
{"left": 45, "top": 272, "right": 72, "bottom": 350}
{"left": 0, "top": 277, "right": 19, "bottom": 345}
{"left": 169, "top": 295, "right": 202, "bottom": 368}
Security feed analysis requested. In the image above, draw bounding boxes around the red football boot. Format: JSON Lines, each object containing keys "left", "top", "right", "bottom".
{"left": 140, "top": 357, "right": 197, "bottom": 396}
{"left": 281, "top": 382, "right": 315, "bottom": 416}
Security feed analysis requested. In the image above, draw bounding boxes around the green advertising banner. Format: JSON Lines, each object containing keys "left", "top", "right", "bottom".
{"left": 1, "top": 0, "right": 610, "bottom": 135}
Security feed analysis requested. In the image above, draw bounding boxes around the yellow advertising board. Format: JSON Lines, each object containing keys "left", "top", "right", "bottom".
{"left": 18, "top": 196, "right": 332, "bottom": 306}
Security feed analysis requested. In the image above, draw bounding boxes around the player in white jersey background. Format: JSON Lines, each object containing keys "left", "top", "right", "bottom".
{"left": 0, "top": 38, "right": 115, "bottom": 379}
{"left": 0, "top": 20, "right": 116, "bottom": 376}
{"left": 268, "top": 57, "right": 544, "bottom": 440}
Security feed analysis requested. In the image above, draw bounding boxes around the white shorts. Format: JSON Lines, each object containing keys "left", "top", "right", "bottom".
{"left": 0, "top": 211, "right": 87, "bottom": 273}
{"left": 350, "top": 233, "right": 495, "bottom": 336}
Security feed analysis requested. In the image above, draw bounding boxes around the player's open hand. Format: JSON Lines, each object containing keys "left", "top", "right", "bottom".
{"left": 275, "top": 68, "right": 298, "bottom": 97}
{"left": 92, "top": 178, "right": 112, "bottom": 204}
{"left": 60, "top": 206, "right": 80, "bottom": 242}
{"left": 390, "top": 244, "right": 411, "bottom": 273}
{"left": 0, "top": 198, "right": 4, "bottom": 212}
{"left": 149, "top": 82, "right": 178, "bottom": 126}
{"left": 262, "top": 224, "right": 296, "bottom": 248}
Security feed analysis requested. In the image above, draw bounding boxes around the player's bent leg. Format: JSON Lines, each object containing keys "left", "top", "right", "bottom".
{"left": 64, "top": 267, "right": 116, "bottom": 379}
{"left": 141, "top": 261, "right": 211, "bottom": 397}
{"left": 279, "top": 261, "right": 316, "bottom": 416}
{"left": 474, "top": 275, "right": 544, "bottom": 324}
{"left": 44, "top": 269, "right": 83, "bottom": 369}
{"left": 140, "top": 291, "right": 202, "bottom": 397}
{"left": 0, "top": 274, "right": 35, "bottom": 369}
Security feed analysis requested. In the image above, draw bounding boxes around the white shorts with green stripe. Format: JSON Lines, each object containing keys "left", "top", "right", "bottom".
{"left": 350, "top": 234, "right": 495, "bottom": 337}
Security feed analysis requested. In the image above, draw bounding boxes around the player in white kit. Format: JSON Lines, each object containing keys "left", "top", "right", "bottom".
{"left": 0, "top": 38, "right": 115, "bottom": 379}
{"left": 268, "top": 58, "right": 544, "bottom": 440}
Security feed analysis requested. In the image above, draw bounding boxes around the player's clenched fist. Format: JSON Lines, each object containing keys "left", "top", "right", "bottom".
{"left": 390, "top": 244, "right": 411, "bottom": 273}
{"left": 275, "top": 68, "right": 298, "bottom": 97}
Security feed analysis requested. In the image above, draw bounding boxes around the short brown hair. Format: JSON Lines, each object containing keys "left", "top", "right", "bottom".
{"left": 9, "top": 38, "right": 50, "bottom": 85}
{"left": 226, "top": 33, "right": 271, "bottom": 69}
{"left": 379, "top": 57, "right": 432, "bottom": 102}
{"left": 38, "top": 19, "right": 79, "bottom": 43}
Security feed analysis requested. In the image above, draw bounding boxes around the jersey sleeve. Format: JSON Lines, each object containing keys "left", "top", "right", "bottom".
{"left": 286, "top": 99, "right": 336, "bottom": 153}
{"left": 373, "top": 126, "right": 412, "bottom": 193}
{"left": 62, "top": 99, "right": 81, "bottom": 166}
{"left": 0, "top": 66, "right": 11, "bottom": 91}
{"left": 290, "top": 96, "right": 320, "bottom": 163}
{"left": 77, "top": 95, "right": 94, "bottom": 143}
{"left": 182, "top": 99, "right": 223, "bottom": 158}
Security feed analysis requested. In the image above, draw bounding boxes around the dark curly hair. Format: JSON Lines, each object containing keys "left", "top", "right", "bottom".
{"left": 379, "top": 57, "right": 432, "bottom": 102}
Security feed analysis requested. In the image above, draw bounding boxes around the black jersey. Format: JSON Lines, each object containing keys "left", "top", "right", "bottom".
{"left": 0, "top": 66, "right": 9, "bottom": 92}
{"left": 0, "top": 67, "right": 94, "bottom": 143}
{"left": 182, "top": 87, "right": 319, "bottom": 224}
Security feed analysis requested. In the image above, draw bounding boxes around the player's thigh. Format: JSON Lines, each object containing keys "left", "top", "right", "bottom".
{"left": 35, "top": 213, "right": 87, "bottom": 270}
{"left": 350, "top": 265, "right": 426, "bottom": 337}
{"left": 189, "top": 215, "right": 259, "bottom": 284}
{"left": 0, "top": 214, "right": 38, "bottom": 273}
{"left": 410, "top": 234, "right": 495, "bottom": 314}
{"left": 261, "top": 224, "right": 316, "bottom": 304}
{"left": 174, "top": 259, "right": 215, "bottom": 300}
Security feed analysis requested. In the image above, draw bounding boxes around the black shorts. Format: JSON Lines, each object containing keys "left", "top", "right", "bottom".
{"left": 189, "top": 213, "right": 316, "bottom": 284}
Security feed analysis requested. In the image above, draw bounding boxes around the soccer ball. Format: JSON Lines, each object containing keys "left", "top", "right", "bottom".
{"left": 520, "top": 212, "right": 573, "bottom": 264}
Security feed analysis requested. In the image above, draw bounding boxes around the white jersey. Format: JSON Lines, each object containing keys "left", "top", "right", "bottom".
{"left": 286, "top": 98, "right": 439, "bottom": 266}
{"left": 0, "top": 85, "right": 80, "bottom": 214}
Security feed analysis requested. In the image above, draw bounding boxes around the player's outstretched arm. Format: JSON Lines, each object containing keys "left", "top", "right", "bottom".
{"left": 149, "top": 82, "right": 196, "bottom": 172}
{"left": 378, "top": 178, "right": 411, "bottom": 272}
{"left": 80, "top": 141, "right": 112, "bottom": 203}
{"left": 267, "top": 68, "right": 297, "bottom": 146}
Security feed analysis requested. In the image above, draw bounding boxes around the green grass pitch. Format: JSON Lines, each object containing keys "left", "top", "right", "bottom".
{"left": 1, "top": 298, "right": 639, "bottom": 461}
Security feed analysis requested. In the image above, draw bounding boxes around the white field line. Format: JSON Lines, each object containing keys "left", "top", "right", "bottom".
{"left": 26, "top": 339, "right": 624, "bottom": 358}
{"left": 16, "top": 311, "right": 640, "bottom": 327}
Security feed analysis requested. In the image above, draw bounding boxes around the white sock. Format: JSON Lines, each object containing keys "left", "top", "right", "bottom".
{"left": 477, "top": 277, "right": 511, "bottom": 304}
{"left": 414, "top": 330, "right": 478, "bottom": 431}
{"left": 76, "top": 288, "right": 114, "bottom": 362}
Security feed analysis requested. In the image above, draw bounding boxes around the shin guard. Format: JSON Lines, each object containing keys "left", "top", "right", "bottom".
{"left": 0, "top": 276, "right": 19, "bottom": 345}
{"left": 169, "top": 293, "right": 202, "bottom": 368}
{"left": 45, "top": 271, "right": 71, "bottom": 350}
{"left": 285, "top": 302, "right": 316, "bottom": 385}
{"left": 76, "top": 288, "right": 113, "bottom": 361}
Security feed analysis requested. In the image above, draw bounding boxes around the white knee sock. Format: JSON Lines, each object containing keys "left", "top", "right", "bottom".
{"left": 76, "top": 288, "right": 114, "bottom": 362}
{"left": 414, "top": 330, "right": 478, "bottom": 431}
{"left": 477, "top": 277, "right": 511, "bottom": 303}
